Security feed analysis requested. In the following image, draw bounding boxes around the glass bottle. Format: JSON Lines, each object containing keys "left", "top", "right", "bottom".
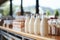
{"left": 40, "top": 15, "right": 48, "bottom": 36}
{"left": 25, "top": 14, "right": 30, "bottom": 33}
{"left": 34, "top": 14, "right": 40, "bottom": 35}
{"left": 29, "top": 14, "right": 35, "bottom": 34}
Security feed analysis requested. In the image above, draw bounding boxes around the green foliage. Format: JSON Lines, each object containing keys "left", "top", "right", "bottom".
{"left": 1, "top": 1, "right": 20, "bottom": 16}
{"left": 54, "top": 10, "right": 59, "bottom": 16}
{"left": 3, "top": 5, "right": 10, "bottom": 16}
{"left": 46, "top": 10, "right": 50, "bottom": 16}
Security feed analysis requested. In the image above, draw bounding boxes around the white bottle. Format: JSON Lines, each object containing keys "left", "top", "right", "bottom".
{"left": 25, "top": 15, "right": 30, "bottom": 33}
{"left": 40, "top": 16, "right": 48, "bottom": 36}
{"left": 29, "top": 15, "right": 35, "bottom": 34}
{"left": 34, "top": 15, "right": 41, "bottom": 35}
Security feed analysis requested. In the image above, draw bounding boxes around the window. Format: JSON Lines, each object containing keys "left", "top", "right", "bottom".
{"left": 23, "top": 0, "right": 36, "bottom": 14}
{"left": 12, "top": 0, "right": 21, "bottom": 12}
{"left": 39, "top": 0, "right": 60, "bottom": 9}
{"left": 39, "top": 0, "right": 60, "bottom": 15}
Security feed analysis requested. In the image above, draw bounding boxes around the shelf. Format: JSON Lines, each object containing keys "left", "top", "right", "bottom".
{"left": 0, "top": 26, "right": 60, "bottom": 40}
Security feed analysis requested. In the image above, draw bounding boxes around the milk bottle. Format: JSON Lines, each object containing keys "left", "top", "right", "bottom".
{"left": 25, "top": 15, "right": 30, "bottom": 33}
{"left": 29, "top": 14, "right": 35, "bottom": 34}
{"left": 40, "top": 16, "right": 48, "bottom": 36}
{"left": 34, "top": 14, "right": 41, "bottom": 35}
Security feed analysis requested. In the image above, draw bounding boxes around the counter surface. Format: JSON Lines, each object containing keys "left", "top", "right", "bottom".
{"left": 0, "top": 26, "right": 60, "bottom": 40}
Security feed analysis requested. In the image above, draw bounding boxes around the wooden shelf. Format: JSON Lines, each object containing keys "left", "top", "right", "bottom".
{"left": 0, "top": 26, "right": 60, "bottom": 40}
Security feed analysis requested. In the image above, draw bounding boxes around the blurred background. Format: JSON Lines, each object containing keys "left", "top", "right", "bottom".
{"left": 0, "top": 0, "right": 60, "bottom": 17}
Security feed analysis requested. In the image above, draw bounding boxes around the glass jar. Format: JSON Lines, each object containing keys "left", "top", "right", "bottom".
{"left": 49, "top": 18, "right": 60, "bottom": 36}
